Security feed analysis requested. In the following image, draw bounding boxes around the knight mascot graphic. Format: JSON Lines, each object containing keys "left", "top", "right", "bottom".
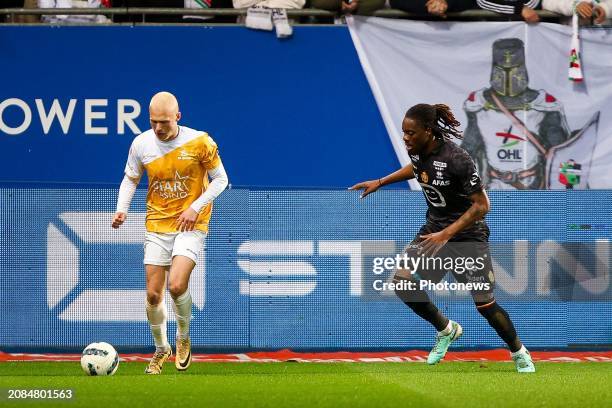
{"left": 462, "top": 38, "right": 599, "bottom": 190}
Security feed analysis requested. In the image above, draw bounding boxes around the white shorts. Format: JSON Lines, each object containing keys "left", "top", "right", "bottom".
{"left": 143, "top": 231, "right": 207, "bottom": 266}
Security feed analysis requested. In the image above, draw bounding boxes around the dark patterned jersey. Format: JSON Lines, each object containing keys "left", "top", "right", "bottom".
{"left": 410, "top": 140, "right": 488, "bottom": 240}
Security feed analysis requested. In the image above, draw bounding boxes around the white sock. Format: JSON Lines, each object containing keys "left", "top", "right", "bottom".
{"left": 438, "top": 321, "right": 453, "bottom": 336}
{"left": 511, "top": 345, "right": 527, "bottom": 357}
{"left": 146, "top": 301, "right": 170, "bottom": 352}
{"left": 172, "top": 291, "right": 192, "bottom": 340}
{"left": 245, "top": 6, "right": 273, "bottom": 31}
{"left": 272, "top": 9, "right": 292, "bottom": 38}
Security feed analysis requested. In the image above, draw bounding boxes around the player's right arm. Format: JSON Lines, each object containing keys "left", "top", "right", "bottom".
{"left": 349, "top": 163, "right": 415, "bottom": 199}
{"left": 112, "top": 174, "right": 141, "bottom": 229}
{"left": 112, "top": 140, "right": 144, "bottom": 229}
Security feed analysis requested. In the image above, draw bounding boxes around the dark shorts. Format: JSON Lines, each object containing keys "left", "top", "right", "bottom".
{"left": 402, "top": 225, "right": 495, "bottom": 303}
{"left": 421, "top": 220, "right": 490, "bottom": 242}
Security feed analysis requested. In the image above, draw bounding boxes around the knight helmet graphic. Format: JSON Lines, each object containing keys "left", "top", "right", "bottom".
{"left": 490, "top": 38, "right": 529, "bottom": 98}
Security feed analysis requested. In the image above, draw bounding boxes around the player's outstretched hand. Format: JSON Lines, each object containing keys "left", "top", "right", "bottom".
{"left": 176, "top": 207, "right": 199, "bottom": 232}
{"left": 349, "top": 179, "right": 382, "bottom": 199}
{"left": 112, "top": 212, "right": 126, "bottom": 229}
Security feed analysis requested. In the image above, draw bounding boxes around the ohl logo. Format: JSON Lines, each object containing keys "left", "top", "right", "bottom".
{"left": 496, "top": 126, "right": 524, "bottom": 160}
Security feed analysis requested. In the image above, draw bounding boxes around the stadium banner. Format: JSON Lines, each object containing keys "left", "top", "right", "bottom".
{"left": 1, "top": 187, "right": 610, "bottom": 351}
{"left": 347, "top": 18, "right": 612, "bottom": 190}
{"left": 0, "top": 26, "right": 398, "bottom": 188}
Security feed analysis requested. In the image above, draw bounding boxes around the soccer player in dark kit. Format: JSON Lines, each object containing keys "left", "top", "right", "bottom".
{"left": 350, "top": 103, "right": 535, "bottom": 373}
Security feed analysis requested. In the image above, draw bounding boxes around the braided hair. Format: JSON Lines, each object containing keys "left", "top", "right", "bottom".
{"left": 405, "top": 103, "right": 463, "bottom": 141}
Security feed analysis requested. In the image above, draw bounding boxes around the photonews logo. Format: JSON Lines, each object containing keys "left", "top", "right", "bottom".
{"left": 46, "top": 212, "right": 205, "bottom": 321}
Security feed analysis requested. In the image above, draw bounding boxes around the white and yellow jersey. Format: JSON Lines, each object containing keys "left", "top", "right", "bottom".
{"left": 125, "top": 126, "right": 221, "bottom": 233}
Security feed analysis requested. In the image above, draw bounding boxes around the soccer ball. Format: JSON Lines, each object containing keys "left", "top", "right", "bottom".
{"left": 80, "top": 342, "right": 119, "bottom": 376}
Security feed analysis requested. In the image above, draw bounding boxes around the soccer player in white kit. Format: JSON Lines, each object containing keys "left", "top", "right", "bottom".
{"left": 112, "top": 92, "right": 228, "bottom": 374}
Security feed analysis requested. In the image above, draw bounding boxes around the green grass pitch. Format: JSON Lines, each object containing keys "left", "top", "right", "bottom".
{"left": 1, "top": 362, "right": 610, "bottom": 407}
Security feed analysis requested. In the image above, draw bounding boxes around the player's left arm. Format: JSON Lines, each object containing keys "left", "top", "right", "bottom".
{"left": 176, "top": 135, "right": 228, "bottom": 232}
{"left": 441, "top": 190, "right": 490, "bottom": 238}
{"left": 176, "top": 161, "right": 229, "bottom": 232}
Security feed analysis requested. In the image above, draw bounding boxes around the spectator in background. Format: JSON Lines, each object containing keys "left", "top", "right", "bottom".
{"left": 234, "top": 0, "right": 304, "bottom": 38}
{"left": 309, "top": 0, "right": 385, "bottom": 17}
{"left": 543, "top": 0, "right": 610, "bottom": 24}
{"left": 38, "top": 0, "right": 111, "bottom": 23}
{"left": 390, "top": 0, "right": 476, "bottom": 18}
{"left": 476, "top": 0, "right": 541, "bottom": 23}
{"left": 112, "top": 1, "right": 184, "bottom": 23}
{"left": 1, "top": 0, "right": 20, "bottom": 23}
{"left": 233, "top": 0, "right": 305, "bottom": 8}
{"left": 1, "top": 0, "right": 39, "bottom": 23}
{"left": 184, "top": 0, "right": 235, "bottom": 23}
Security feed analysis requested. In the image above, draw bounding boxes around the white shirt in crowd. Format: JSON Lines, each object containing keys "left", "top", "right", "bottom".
{"left": 542, "top": 0, "right": 610, "bottom": 22}
{"left": 38, "top": 0, "right": 110, "bottom": 23}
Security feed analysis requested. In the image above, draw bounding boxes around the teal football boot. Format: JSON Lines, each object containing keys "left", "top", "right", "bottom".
{"left": 427, "top": 321, "right": 463, "bottom": 365}
{"left": 512, "top": 349, "right": 536, "bottom": 373}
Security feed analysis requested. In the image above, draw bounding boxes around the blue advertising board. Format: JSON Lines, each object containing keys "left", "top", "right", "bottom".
{"left": 1, "top": 188, "right": 610, "bottom": 351}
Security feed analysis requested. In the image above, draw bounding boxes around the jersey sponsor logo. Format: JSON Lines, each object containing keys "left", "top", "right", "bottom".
{"left": 465, "top": 274, "right": 486, "bottom": 283}
{"left": 420, "top": 171, "right": 429, "bottom": 183}
{"left": 470, "top": 172, "right": 481, "bottom": 187}
{"left": 433, "top": 160, "right": 447, "bottom": 170}
{"left": 177, "top": 149, "right": 197, "bottom": 161}
{"left": 420, "top": 183, "right": 446, "bottom": 207}
{"left": 436, "top": 170, "right": 444, "bottom": 179}
{"left": 432, "top": 179, "right": 450, "bottom": 186}
{"left": 151, "top": 170, "right": 190, "bottom": 199}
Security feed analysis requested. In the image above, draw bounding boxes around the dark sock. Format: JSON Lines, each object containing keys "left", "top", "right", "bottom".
{"left": 476, "top": 300, "right": 522, "bottom": 352}
{"left": 405, "top": 301, "right": 450, "bottom": 332}
{"left": 394, "top": 277, "right": 449, "bottom": 332}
